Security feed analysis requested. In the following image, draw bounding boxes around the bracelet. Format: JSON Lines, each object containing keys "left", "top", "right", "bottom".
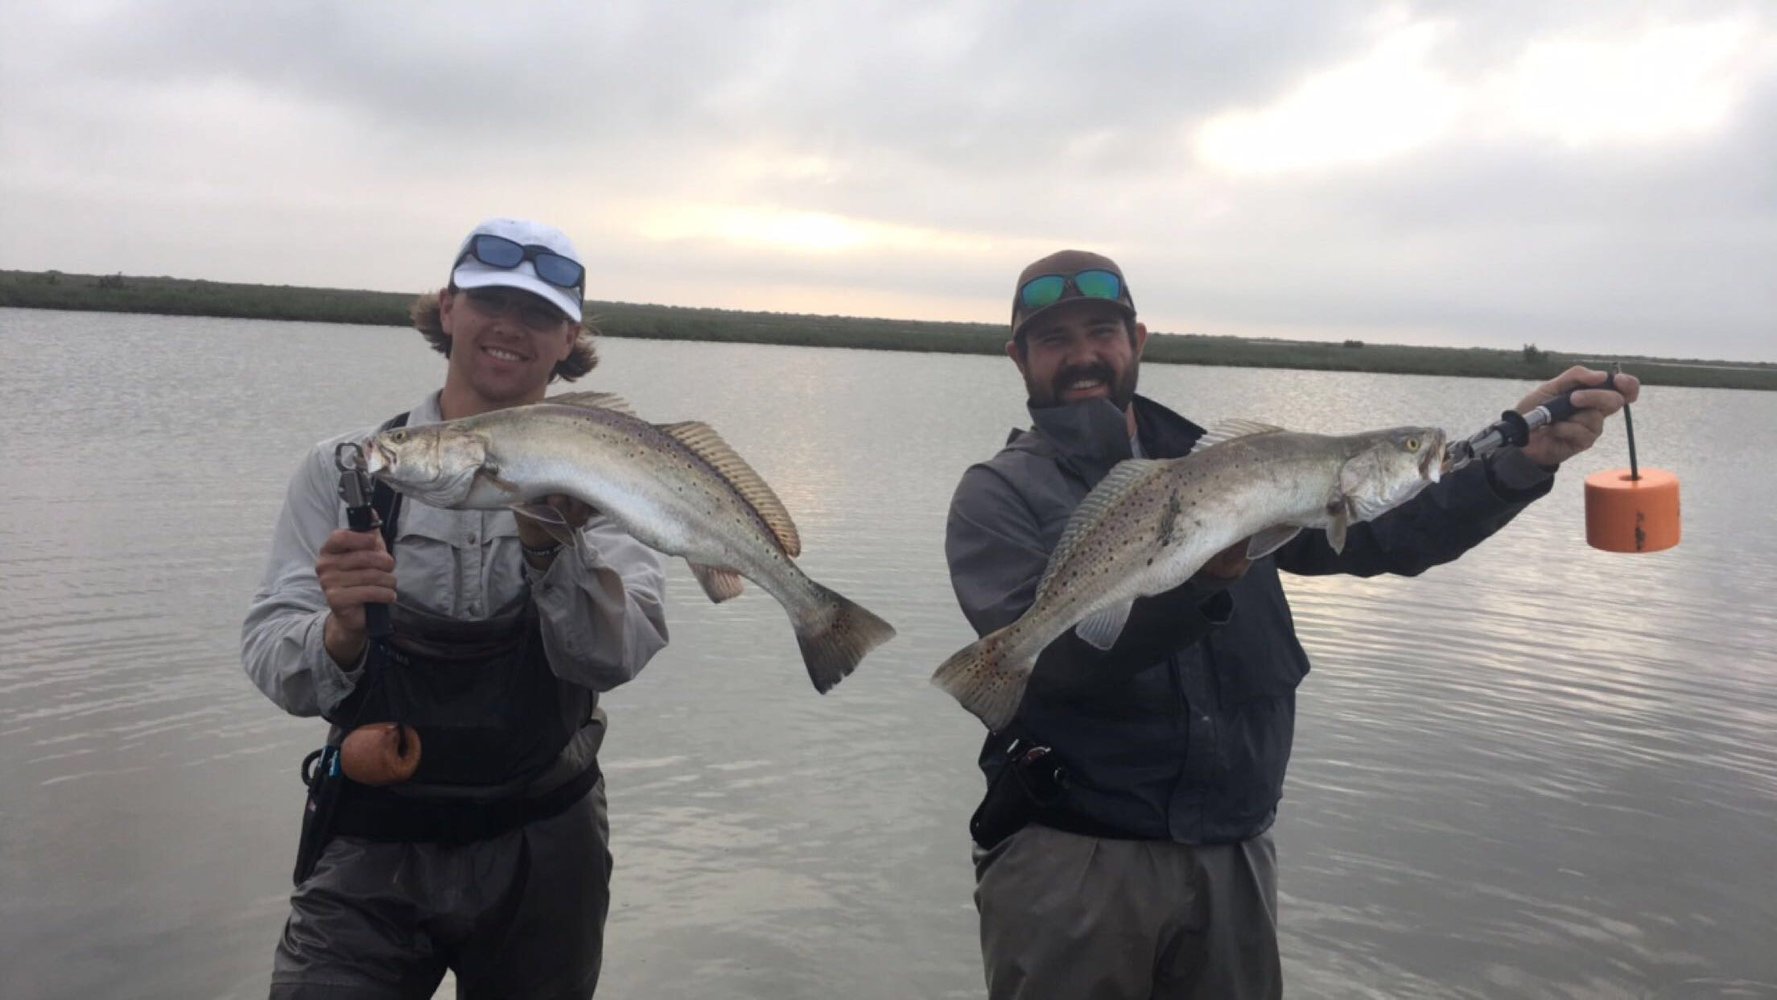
{"left": 521, "top": 541, "right": 564, "bottom": 559}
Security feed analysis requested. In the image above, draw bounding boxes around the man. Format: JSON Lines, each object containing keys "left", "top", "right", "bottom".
{"left": 944, "top": 249, "right": 1638, "bottom": 999}
{"left": 243, "top": 217, "right": 669, "bottom": 998}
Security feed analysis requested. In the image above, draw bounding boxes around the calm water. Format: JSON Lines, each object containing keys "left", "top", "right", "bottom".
{"left": 1, "top": 307, "right": 1772, "bottom": 1000}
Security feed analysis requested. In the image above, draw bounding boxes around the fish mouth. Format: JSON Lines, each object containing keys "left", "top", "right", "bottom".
{"left": 362, "top": 439, "right": 391, "bottom": 477}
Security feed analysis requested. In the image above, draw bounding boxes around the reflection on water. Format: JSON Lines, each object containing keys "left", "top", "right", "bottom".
{"left": 1, "top": 308, "right": 1773, "bottom": 999}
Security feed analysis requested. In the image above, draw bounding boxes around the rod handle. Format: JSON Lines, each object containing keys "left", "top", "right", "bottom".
{"left": 343, "top": 503, "right": 392, "bottom": 640}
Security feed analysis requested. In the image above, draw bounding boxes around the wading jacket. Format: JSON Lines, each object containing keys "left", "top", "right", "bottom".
{"left": 945, "top": 394, "right": 1554, "bottom": 844}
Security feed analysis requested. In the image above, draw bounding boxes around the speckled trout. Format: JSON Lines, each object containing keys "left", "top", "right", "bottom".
{"left": 364, "top": 392, "right": 895, "bottom": 693}
{"left": 932, "top": 421, "right": 1446, "bottom": 730}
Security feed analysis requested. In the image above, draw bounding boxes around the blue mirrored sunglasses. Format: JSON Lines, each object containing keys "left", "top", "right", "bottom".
{"left": 1017, "top": 269, "right": 1128, "bottom": 314}
{"left": 455, "top": 234, "right": 585, "bottom": 292}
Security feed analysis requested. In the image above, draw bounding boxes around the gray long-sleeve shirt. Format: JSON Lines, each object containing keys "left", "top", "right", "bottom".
{"left": 242, "top": 392, "right": 669, "bottom": 719}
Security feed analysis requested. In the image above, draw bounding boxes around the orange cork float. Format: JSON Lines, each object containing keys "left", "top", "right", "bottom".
{"left": 1585, "top": 468, "right": 1680, "bottom": 553}
{"left": 339, "top": 722, "right": 422, "bottom": 786}
{"left": 1582, "top": 369, "right": 1679, "bottom": 554}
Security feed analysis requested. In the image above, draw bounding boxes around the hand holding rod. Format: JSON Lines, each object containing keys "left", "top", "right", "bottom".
{"left": 1445, "top": 373, "right": 1622, "bottom": 472}
{"left": 333, "top": 442, "right": 391, "bottom": 641}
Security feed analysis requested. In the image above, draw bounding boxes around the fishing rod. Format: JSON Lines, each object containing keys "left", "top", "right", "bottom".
{"left": 1442, "top": 373, "right": 1625, "bottom": 474}
{"left": 333, "top": 441, "right": 391, "bottom": 640}
{"left": 1442, "top": 370, "right": 1679, "bottom": 553}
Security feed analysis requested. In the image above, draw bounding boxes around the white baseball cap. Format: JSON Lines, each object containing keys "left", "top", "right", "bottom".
{"left": 449, "top": 217, "right": 586, "bottom": 322}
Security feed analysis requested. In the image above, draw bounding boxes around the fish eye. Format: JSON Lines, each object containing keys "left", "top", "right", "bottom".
{"left": 389, "top": 430, "right": 407, "bottom": 444}
{"left": 1405, "top": 437, "right": 1420, "bottom": 452}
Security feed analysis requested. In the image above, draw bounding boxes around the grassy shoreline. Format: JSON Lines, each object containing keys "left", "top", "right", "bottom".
{"left": 5, "top": 268, "right": 1772, "bottom": 391}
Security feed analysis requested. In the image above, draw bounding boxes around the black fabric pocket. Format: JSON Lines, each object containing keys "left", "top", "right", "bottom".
{"left": 969, "top": 742, "right": 1067, "bottom": 850}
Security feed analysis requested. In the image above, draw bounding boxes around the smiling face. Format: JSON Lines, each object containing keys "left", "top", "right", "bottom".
{"left": 1009, "top": 299, "right": 1149, "bottom": 412}
{"left": 437, "top": 285, "right": 579, "bottom": 418}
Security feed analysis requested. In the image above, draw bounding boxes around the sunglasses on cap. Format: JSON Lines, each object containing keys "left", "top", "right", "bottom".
{"left": 455, "top": 234, "right": 585, "bottom": 292}
{"left": 1016, "top": 269, "right": 1130, "bottom": 315}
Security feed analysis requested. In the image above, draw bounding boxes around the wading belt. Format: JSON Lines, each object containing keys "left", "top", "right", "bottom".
{"left": 331, "top": 759, "right": 602, "bottom": 845}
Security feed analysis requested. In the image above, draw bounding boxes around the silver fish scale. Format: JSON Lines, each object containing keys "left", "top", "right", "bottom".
{"left": 1012, "top": 432, "right": 1412, "bottom": 664}
{"left": 933, "top": 425, "right": 1442, "bottom": 730}
{"left": 373, "top": 400, "right": 896, "bottom": 692}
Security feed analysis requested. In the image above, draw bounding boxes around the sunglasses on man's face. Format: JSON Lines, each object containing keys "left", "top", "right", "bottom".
{"left": 455, "top": 234, "right": 585, "bottom": 292}
{"left": 461, "top": 288, "right": 569, "bottom": 332}
{"left": 1017, "top": 269, "right": 1128, "bottom": 314}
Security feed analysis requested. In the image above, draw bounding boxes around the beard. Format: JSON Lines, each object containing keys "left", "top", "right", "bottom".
{"left": 1025, "top": 357, "right": 1141, "bottom": 411}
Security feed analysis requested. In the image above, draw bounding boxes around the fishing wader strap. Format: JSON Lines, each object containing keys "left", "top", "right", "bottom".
{"left": 291, "top": 409, "right": 412, "bottom": 886}
{"left": 330, "top": 760, "right": 602, "bottom": 845}
{"left": 371, "top": 410, "right": 410, "bottom": 551}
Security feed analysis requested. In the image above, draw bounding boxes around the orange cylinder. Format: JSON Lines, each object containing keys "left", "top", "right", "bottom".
{"left": 339, "top": 722, "right": 422, "bottom": 786}
{"left": 1584, "top": 468, "right": 1680, "bottom": 553}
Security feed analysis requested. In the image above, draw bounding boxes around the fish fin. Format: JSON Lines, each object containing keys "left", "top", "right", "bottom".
{"left": 1323, "top": 495, "right": 1350, "bottom": 554}
{"left": 1245, "top": 525, "right": 1302, "bottom": 561}
{"left": 1187, "top": 419, "right": 1288, "bottom": 456}
{"left": 930, "top": 628, "right": 1027, "bottom": 732}
{"left": 1036, "top": 459, "right": 1165, "bottom": 600}
{"left": 657, "top": 420, "right": 802, "bottom": 557}
{"left": 687, "top": 561, "right": 746, "bottom": 603}
{"left": 792, "top": 583, "right": 897, "bottom": 693}
{"left": 543, "top": 391, "right": 636, "bottom": 416}
{"left": 476, "top": 468, "right": 526, "bottom": 498}
{"left": 509, "top": 503, "right": 580, "bottom": 549}
{"left": 1074, "top": 600, "right": 1133, "bottom": 650}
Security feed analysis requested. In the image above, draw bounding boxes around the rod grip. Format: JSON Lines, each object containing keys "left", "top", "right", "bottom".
{"left": 1538, "top": 390, "right": 1580, "bottom": 425}
{"left": 343, "top": 504, "right": 392, "bottom": 640}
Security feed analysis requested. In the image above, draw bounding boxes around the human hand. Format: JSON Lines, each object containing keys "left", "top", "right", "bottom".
{"left": 1197, "top": 539, "right": 1253, "bottom": 583}
{"left": 1514, "top": 365, "right": 1641, "bottom": 468}
{"left": 317, "top": 528, "right": 396, "bottom": 665}
{"left": 514, "top": 494, "right": 598, "bottom": 551}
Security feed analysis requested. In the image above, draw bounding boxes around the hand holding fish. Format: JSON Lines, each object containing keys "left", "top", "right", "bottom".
{"left": 1196, "top": 539, "right": 1254, "bottom": 582}
{"left": 316, "top": 528, "right": 397, "bottom": 666}
{"left": 514, "top": 494, "right": 598, "bottom": 554}
{"left": 1513, "top": 366, "right": 1641, "bottom": 468}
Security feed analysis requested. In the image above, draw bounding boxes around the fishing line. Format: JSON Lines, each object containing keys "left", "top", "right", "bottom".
{"left": 1615, "top": 361, "right": 1639, "bottom": 481}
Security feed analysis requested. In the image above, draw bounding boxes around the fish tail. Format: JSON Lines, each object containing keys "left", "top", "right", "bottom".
{"left": 794, "top": 585, "right": 898, "bottom": 694}
{"left": 929, "top": 628, "right": 1030, "bottom": 732}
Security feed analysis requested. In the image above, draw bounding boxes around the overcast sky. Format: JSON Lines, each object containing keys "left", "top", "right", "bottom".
{"left": 3, "top": 1, "right": 1772, "bottom": 361}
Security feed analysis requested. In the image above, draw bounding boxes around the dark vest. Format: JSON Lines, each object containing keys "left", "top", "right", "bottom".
{"left": 977, "top": 396, "right": 1308, "bottom": 845}
{"left": 323, "top": 413, "right": 600, "bottom": 843}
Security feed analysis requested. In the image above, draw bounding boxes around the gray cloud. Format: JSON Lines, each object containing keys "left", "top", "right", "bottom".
{"left": 2, "top": 1, "right": 1772, "bottom": 362}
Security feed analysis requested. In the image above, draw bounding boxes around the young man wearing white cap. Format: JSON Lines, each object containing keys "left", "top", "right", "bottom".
{"left": 243, "top": 218, "right": 669, "bottom": 998}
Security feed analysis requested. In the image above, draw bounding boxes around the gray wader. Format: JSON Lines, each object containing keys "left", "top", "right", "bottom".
{"left": 974, "top": 825, "right": 1282, "bottom": 1000}
{"left": 275, "top": 592, "right": 611, "bottom": 999}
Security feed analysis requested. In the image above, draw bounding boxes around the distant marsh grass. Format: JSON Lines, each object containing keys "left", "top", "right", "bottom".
{"left": 4, "top": 269, "right": 1770, "bottom": 391}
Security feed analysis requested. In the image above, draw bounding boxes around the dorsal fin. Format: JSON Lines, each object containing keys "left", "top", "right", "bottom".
{"left": 1187, "top": 418, "right": 1287, "bottom": 456}
{"left": 544, "top": 391, "right": 636, "bottom": 416}
{"left": 657, "top": 420, "right": 802, "bottom": 557}
{"left": 1034, "top": 459, "right": 1163, "bottom": 600}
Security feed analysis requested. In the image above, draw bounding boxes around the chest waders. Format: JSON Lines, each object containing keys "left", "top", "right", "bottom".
{"left": 291, "top": 412, "right": 599, "bottom": 884}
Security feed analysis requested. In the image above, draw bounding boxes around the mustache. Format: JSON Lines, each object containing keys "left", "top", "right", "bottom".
{"left": 1053, "top": 362, "right": 1115, "bottom": 393}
